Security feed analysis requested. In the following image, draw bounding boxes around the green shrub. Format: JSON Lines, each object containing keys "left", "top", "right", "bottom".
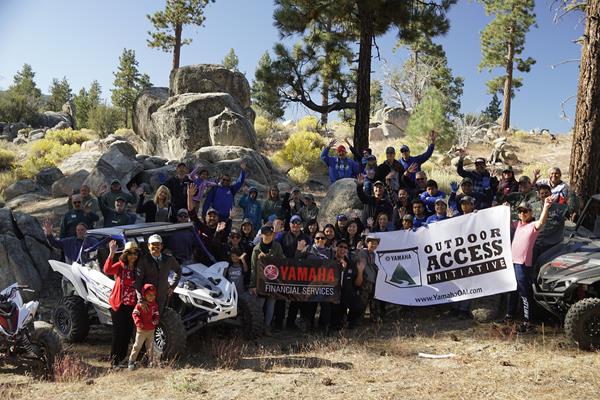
{"left": 45, "top": 128, "right": 93, "bottom": 145}
{"left": 0, "top": 169, "right": 27, "bottom": 199}
{"left": 296, "top": 115, "right": 319, "bottom": 132}
{"left": 0, "top": 149, "right": 16, "bottom": 170}
{"left": 254, "top": 115, "right": 280, "bottom": 140}
{"left": 21, "top": 139, "right": 80, "bottom": 178}
{"left": 272, "top": 130, "right": 326, "bottom": 171}
{"left": 288, "top": 165, "right": 310, "bottom": 185}
{"left": 88, "top": 104, "right": 122, "bottom": 138}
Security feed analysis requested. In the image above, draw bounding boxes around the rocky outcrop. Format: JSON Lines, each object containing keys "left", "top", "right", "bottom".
{"left": 209, "top": 108, "right": 258, "bottom": 149}
{"left": 370, "top": 107, "right": 410, "bottom": 140}
{"left": 36, "top": 167, "right": 64, "bottom": 189}
{"left": 0, "top": 207, "right": 53, "bottom": 295}
{"left": 132, "top": 87, "right": 169, "bottom": 148}
{"left": 4, "top": 179, "right": 44, "bottom": 202}
{"left": 35, "top": 101, "right": 76, "bottom": 130}
{"left": 51, "top": 170, "right": 90, "bottom": 197}
{"left": 83, "top": 141, "right": 143, "bottom": 195}
{"left": 317, "top": 178, "right": 363, "bottom": 227}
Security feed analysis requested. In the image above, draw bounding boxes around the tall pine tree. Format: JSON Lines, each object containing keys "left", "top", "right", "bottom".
{"left": 478, "top": 0, "right": 536, "bottom": 132}
{"left": 482, "top": 93, "right": 502, "bottom": 122}
{"left": 0, "top": 64, "right": 41, "bottom": 124}
{"left": 73, "top": 80, "right": 102, "bottom": 128}
{"left": 47, "top": 77, "right": 73, "bottom": 111}
{"left": 222, "top": 48, "right": 239, "bottom": 71}
{"left": 111, "top": 49, "right": 151, "bottom": 128}
{"left": 252, "top": 51, "right": 285, "bottom": 120}
{"left": 147, "top": 0, "right": 214, "bottom": 71}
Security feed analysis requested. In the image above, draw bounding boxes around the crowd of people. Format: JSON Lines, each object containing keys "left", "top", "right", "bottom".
{"left": 42, "top": 131, "right": 580, "bottom": 368}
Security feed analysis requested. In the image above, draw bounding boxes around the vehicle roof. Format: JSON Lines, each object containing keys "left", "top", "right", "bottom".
{"left": 87, "top": 222, "right": 195, "bottom": 238}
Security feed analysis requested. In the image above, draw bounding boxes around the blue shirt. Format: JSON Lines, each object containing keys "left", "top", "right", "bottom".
{"left": 320, "top": 147, "right": 360, "bottom": 183}
{"left": 399, "top": 144, "right": 434, "bottom": 181}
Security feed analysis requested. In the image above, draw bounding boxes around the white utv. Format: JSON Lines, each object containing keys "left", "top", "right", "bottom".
{"left": 49, "top": 222, "right": 263, "bottom": 360}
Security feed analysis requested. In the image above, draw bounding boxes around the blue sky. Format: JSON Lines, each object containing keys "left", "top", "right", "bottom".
{"left": 0, "top": 0, "right": 583, "bottom": 133}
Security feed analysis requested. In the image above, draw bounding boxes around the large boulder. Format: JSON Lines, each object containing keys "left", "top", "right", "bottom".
{"left": 169, "top": 64, "right": 251, "bottom": 110}
{"left": 208, "top": 108, "right": 258, "bottom": 149}
{"left": 381, "top": 123, "right": 405, "bottom": 139}
{"left": 150, "top": 93, "right": 248, "bottom": 159}
{"left": 0, "top": 233, "right": 42, "bottom": 292}
{"left": 369, "top": 126, "right": 385, "bottom": 141}
{"left": 36, "top": 167, "right": 64, "bottom": 188}
{"left": 4, "top": 179, "right": 44, "bottom": 202}
{"left": 134, "top": 164, "right": 176, "bottom": 192}
{"left": 51, "top": 169, "right": 90, "bottom": 197}
{"left": 5, "top": 193, "right": 51, "bottom": 210}
{"left": 83, "top": 141, "right": 143, "bottom": 194}
{"left": 374, "top": 107, "right": 410, "bottom": 133}
{"left": 132, "top": 87, "right": 169, "bottom": 144}
{"left": 3, "top": 122, "right": 28, "bottom": 139}
{"left": 58, "top": 150, "right": 103, "bottom": 175}
{"left": 317, "top": 178, "right": 363, "bottom": 227}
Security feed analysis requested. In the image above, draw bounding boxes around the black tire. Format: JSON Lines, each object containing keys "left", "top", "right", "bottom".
{"left": 470, "top": 294, "right": 507, "bottom": 323}
{"left": 154, "top": 307, "right": 186, "bottom": 361}
{"left": 237, "top": 293, "right": 264, "bottom": 339}
{"left": 53, "top": 296, "right": 90, "bottom": 342}
{"left": 564, "top": 298, "right": 600, "bottom": 351}
{"left": 30, "top": 328, "right": 62, "bottom": 377}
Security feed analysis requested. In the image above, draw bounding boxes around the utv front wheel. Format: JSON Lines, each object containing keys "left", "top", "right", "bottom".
{"left": 154, "top": 308, "right": 186, "bottom": 361}
{"left": 31, "top": 328, "right": 62, "bottom": 377}
{"left": 53, "top": 296, "right": 90, "bottom": 342}
{"left": 564, "top": 297, "right": 600, "bottom": 350}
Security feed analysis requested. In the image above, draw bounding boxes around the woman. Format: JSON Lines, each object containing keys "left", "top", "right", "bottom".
{"left": 136, "top": 185, "right": 175, "bottom": 223}
{"left": 104, "top": 240, "right": 139, "bottom": 367}
{"left": 303, "top": 218, "right": 320, "bottom": 245}
{"left": 372, "top": 212, "right": 394, "bottom": 233}
{"left": 345, "top": 221, "right": 362, "bottom": 253}
{"left": 392, "top": 189, "right": 412, "bottom": 229}
{"left": 323, "top": 224, "right": 337, "bottom": 248}
{"left": 262, "top": 186, "right": 285, "bottom": 222}
{"left": 240, "top": 219, "right": 255, "bottom": 286}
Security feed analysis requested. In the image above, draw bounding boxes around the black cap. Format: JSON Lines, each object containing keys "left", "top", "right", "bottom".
{"left": 115, "top": 196, "right": 126, "bottom": 202}
{"left": 260, "top": 225, "right": 274, "bottom": 234}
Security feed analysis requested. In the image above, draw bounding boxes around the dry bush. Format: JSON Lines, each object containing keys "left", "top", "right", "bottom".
{"left": 169, "top": 374, "right": 206, "bottom": 394}
{"left": 53, "top": 354, "right": 94, "bottom": 382}
{"left": 288, "top": 165, "right": 310, "bottom": 184}
{"left": 21, "top": 139, "right": 80, "bottom": 178}
{"left": 0, "top": 149, "right": 16, "bottom": 170}
{"left": 45, "top": 128, "right": 93, "bottom": 145}
{"left": 206, "top": 336, "right": 247, "bottom": 369}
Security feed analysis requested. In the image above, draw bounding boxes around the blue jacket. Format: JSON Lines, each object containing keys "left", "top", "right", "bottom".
{"left": 239, "top": 192, "right": 262, "bottom": 231}
{"left": 203, "top": 170, "right": 246, "bottom": 219}
{"left": 320, "top": 147, "right": 360, "bottom": 183}
{"left": 399, "top": 144, "right": 434, "bottom": 181}
{"left": 46, "top": 235, "right": 99, "bottom": 264}
{"left": 419, "top": 190, "right": 446, "bottom": 214}
{"left": 426, "top": 214, "right": 450, "bottom": 224}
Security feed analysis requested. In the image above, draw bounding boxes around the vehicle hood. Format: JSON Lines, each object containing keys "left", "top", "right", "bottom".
{"left": 538, "top": 250, "right": 600, "bottom": 285}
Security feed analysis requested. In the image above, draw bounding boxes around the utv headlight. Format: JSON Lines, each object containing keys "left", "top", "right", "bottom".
{"left": 184, "top": 281, "right": 197, "bottom": 291}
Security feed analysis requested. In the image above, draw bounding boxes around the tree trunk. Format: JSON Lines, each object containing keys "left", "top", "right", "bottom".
{"left": 124, "top": 107, "right": 129, "bottom": 128}
{"left": 354, "top": 2, "right": 373, "bottom": 153}
{"left": 320, "top": 82, "right": 329, "bottom": 127}
{"left": 569, "top": 0, "right": 600, "bottom": 226}
{"left": 172, "top": 22, "right": 182, "bottom": 71}
{"left": 501, "top": 28, "right": 515, "bottom": 133}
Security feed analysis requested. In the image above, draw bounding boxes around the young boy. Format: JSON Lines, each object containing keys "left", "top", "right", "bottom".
{"left": 129, "top": 284, "right": 160, "bottom": 370}
{"left": 419, "top": 179, "right": 446, "bottom": 214}
{"left": 504, "top": 196, "right": 552, "bottom": 333}
{"left": 227, "top": 247, "right": 247, "bottom": 294}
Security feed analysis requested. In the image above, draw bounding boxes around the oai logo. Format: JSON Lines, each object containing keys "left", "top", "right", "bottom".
{"left": 376, "top": 247, "right": 422, "bottom": 288}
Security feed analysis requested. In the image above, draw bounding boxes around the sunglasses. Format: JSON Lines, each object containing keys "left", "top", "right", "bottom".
{"left": 315, "top": 237, "right": 326, "bottom": 240}
{"left": 291, "top": 221, "right": 302, "bottom": 225}
{"left": 127, "top": 251, "right": 139, "bottom": 256}
{"left": 73, "top": 201, "right": 82, "bottom": 204}
{"left": 337, "top": 245, "right": 349, "bottom": 249}
{"left": 518, "top": 209, "right": 530, "bottom": 214}
{"left": 416, "top": 178, "right": 426, "bottom": 181}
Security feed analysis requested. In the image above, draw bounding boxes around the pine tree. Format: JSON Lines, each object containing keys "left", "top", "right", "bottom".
{"left": 111, "top": 49, "right": 152, "bottom": 128}
{"left": 272, "top": 0, "right": 455, "bottom": 151}
{"left": 482, "top": 93, "right": 502, "bottom": 122}
{"left": 47, "top": 77, "right": 73, "bottom": 111}
{"left": 222, "top": 48, "right": 239, "bottom": 71}
{"left": 0, "top": 64, "right": 41, "bottom": 124}
{"left": 370, "top": 80, "right": 384, "bottom": 115}
{"left": 478, "top": 0, "right": 536, "bottom": 132}
{"left": 406, "top": 86, "right": 455, "bottom": 151}
{"left": 252, "top": 51, "right": 285, "bottom": 120}
{"left": 73, "top": 80, "right": 102, "bottom": 128}
{"left": 147, "top": 0, "right": 214, "bottom": 71}
{"left": 11, "top": 64, "right": 41, "bottom": 98}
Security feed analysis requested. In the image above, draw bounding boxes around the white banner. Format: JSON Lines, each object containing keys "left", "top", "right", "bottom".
{"left": 374, "top": 206, "right": 516, "bottom": 306}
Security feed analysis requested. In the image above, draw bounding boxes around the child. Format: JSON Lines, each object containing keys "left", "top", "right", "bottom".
{"left": 227, "top": 247, "right": 247, "bottom": 294}
{"left": 128, "top": 284, "right": 160, "bottom": 370}
{"left": 188, "top": 166, "right": 217, "bottom": 207}
{"left": 419, "top": 179, "right": 446, "bottom": 214}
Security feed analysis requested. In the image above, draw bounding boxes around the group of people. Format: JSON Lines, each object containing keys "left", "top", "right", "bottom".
{"left": 42, "top": 132, "right": 580, "bottom": 367}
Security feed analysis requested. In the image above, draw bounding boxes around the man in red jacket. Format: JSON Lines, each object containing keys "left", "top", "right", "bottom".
{"left": 128, "top": 284, "right": 159, "bottom": 370}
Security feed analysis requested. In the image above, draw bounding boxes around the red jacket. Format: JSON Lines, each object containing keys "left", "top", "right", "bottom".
{"left": 103, "top": 258, "right": 136, "bottom": 312}
{"left": 132, "top": 284, "right": 160, "bottom": 330}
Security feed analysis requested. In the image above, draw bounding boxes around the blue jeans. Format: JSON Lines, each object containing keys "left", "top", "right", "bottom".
{"left": 257, "top": 297, "right": 276, "bottom": 326}
{"left": 508, "top": 263, "right": 533, "bottom": 321}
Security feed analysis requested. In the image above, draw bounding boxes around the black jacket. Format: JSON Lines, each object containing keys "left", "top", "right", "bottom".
{"left": 136, "top": 252, "right": 181, "bottom": 313}
{"left": 356, "top": 184, "right": 393, "bottom": 224}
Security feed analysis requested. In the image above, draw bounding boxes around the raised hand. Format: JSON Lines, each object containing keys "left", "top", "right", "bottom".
{"left": 450, "top": 181, "right": 459, "bottom": 193}
{"left": 458, "top": 148, "right": 467, "bottom": 159}
{"left": 533, "top": 169, "right": 541, "bottom": 181}
{"left": 187, "top": 182, "right": 197, "bottom": 199}
{"left": 544, "top": 196, "right": 555, "bottom": 207}
{"left": 240, "top": 160, "right": 247, "bottom": 171}
{"left": 367, "top": 217, "right": 374, "bottom": 228}
{"left": 98, "top": 184, "right": 108, "bottom": 196}
{"left": 357, "top": 173, "right": 365, "bottom": 185}
{"left": 328, "top": 139, "right": 337, "bottom": 148}
{"left": 42, "top": 220, "right": 53, "bottom": 235}
{"left": 429, "top": 130, "right": 437, "bottom": 144}
{"left": 108, "top": 240, "right": 118, "bottom": 255}
{"left": 216, "top": 221, "right": 227, "bottom": 232}
{"left": 407, "top": 163, "right": 418, "bottom": 173}
{"left": 136, "top": 186, "right": 145, "bottom": 196}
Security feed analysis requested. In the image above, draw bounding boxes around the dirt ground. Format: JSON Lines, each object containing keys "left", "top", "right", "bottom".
{"left": 1, "top": 304, "right": 599, "bottom": 400}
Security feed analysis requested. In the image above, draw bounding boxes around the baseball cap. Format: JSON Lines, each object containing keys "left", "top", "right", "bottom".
{"left": 124, "top": 241, "right": 138, "bottom": 251}
{"left": 291, "top": 186, "right": 301, "bottom": 193}
{"left": 336, "top": 238, "right": 349, "bottom": 247}
{"left": 460, "top": 196, "right": 475, "bottom": 204}
{"left": 206, "top": 207, "right": 218, "bottom": 215}
{"left": 241, "top": 218, "right": 253, "bottom": 226}
{"left": 502, "top": 166, "right": 514, "bottom": 173}
{"left": 336, "top": 214, "right": 348, "bottom": 221}
{"left": 517, "top": 201, "right": 532, "bottom": 211}
{"left": 115, "top": 196, "right": 126, "bottom": 202}
{"left": 249, "top": 187, "right": 258, "bottom": 194}
{"left": 435, "top": 198, "right": 447, "bottom": 205}
{"left": 176, "top": 162, "right": 187, "bottom": 168}
{"left": 365, "top": 234, "right": 380, "bottom": 242}
{"left": 229, "top": 229, "right": 241, "bottom": 238}
{"left": 260, "top": 225, "right": 274, "bottom": 234}
{"left": 385, "top": 146, "right": 396, "bottom": 154}
{"left": 111, "top": 179, "right": 121, "bottom": 185}
{"left": 402, "top": 214, "right": 414, "bottom": 221}
{"left": 177, "top": 208, "right": 189, "bottom": 216}
{"left": 304, "top": 193, "right": 314, "bottom": 201}
{"left": 336, "top": 145, "right": 347, "bottom": 153}
{"left": 400, "top": 145, "right": 410, "bottom": 153}
{"left": 519, "top": 176, "right": 531, "bottom": 184}
{"left": 460, "top": 177, "right": 473, "bottom": 186}
{"left": 366, "top": 154, "right": 376, "bottom": 161}
{"left": 290, "top": 215, "right": 302, "bottom": 223}
{"left": 373, "top": 180, "right": 385, "bottom": 187}
{"left": 148, "top": 234, "right": 162, "bottom": 244}
{"left": 475, "top": 157, "right": 486, "bottom": 164}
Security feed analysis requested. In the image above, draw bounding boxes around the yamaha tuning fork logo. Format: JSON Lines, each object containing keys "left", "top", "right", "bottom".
{"left": 376, "top": 247, "right": 422, "bottom": 288}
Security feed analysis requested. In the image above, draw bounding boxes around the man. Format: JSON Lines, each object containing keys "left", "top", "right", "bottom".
{"left": 399, "top": 130, "right": 436, "bottom": 181}
{"left": 239, "top": 185, "right": 262, "bottom": 231}
{"left": 356, "top": 174, "right": 393, "bottom": 225}
{"left": 165, "top": 209, "right": 198, "bottom": 265}
{"left": 419, "top": 180, "right": 446, "bottom": 215}
{"left": 67, "top": 184, "right": 100, "bottom": 215}
{"left": 506, "top": 176, "right": 541, "bottom": 221}
{"left": 299, "top": 193, "right": 319, "bottom": 225}
{"left": 98, "top": 179, "right": 137, "bottom": 218}
{"left": 203, "top": 161, "right": 247, "bottom": 224}
{"left": 459, "top": 196, "right": 476, "bottom": 215}
{"left": 412, "top": 200, "right": 428, "bottom": 228}
{"left": 274, "top": 214, "right": 310, "bottom": 330}
{"left": 532, "top": 185, "right": 568, "bottom": 265}
{"left": 456, "top": 150, "right": 498, "bottom": 200}
{"left": 43, "top": 220, "right": 98, "bottom": 265}
{"left": 262, "top": 185, "right": 286, "bottom": 222}
{"left": 448, "top": 178, "right": 487, "bottom": 215}
{"left": 375, "top": 146, "right": 415, "bottom": 190}
{"left": 60, "top": 194, "right": 99, "bottom": 237}
{"left": 426, "top": 198, "right": 450, "bottom": 224}
{"left": 320, "top": 139, "right": 360, "bottom": 183}
{"left": 334, "top": 214, "right": 349, "bottom": 239}
{"left": 165, "top": 162, "right": 192, "bottom": 211}
{"left": 287, "top": 187, "right": 305, "bottom": 217}
{"left": 358, "top": 234, "right": 384, "bottom": 322}
{"left": 413, "top": 171, "right": 429, "bottom": 196}
{"left": 101, "top": 197, "right": 137, "bottom": 228}
{"left": 533, "top": 167, "right": 578, "bottom": 215}
{"left": 330, "top": 239, "right": 365, "bottom": 330}
{"left": 187, "top": 182, "right": 227, "bottom": 263}
{"left": 136, "top": 234, "right": 181, "bottom": 314}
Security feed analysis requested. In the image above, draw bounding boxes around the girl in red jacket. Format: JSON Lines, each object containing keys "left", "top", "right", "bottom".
{"left": 128, "top": 283, "right": 160, "bottom": 370}
{"left": 104, "top": 240, "right": 139, "bottom": 367}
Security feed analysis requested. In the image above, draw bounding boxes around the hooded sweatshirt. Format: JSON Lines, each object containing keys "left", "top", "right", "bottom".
{"left": 202, "top": 170, "right": 246, "bottom": 220}
{"left": 132, "top": 284, "right": 160, "bottom": 331}
{"left": 239, "top": 189, "right": 262, "bottom": 231}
